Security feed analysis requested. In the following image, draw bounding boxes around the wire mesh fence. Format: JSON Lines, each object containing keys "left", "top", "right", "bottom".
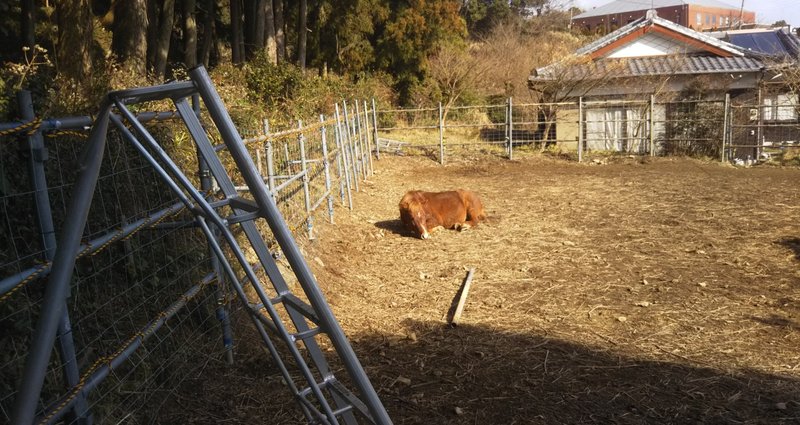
{"left": 0, "top": 88, "right": 378, "bottom": 424}
{"left": 373, "top": 94, "right": 799, "bottom": 165}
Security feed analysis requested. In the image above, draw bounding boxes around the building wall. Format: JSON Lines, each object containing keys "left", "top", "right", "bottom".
{"left": 573, "top": 6, "right": 686, "bottom": 34}
{"left": 573, "top": 5, "right": 755, "bottom": 34}
{"left": 686, "top": 5, "right": 756, "bottom": 31}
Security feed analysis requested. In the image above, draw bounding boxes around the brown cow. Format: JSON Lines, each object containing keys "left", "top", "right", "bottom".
{"left": 398, "top": 189, "right": 487, "bottom": 239}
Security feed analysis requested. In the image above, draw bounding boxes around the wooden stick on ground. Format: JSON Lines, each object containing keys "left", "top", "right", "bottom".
{"left": 450, "top": 268, "right": 476, "bottom": 325}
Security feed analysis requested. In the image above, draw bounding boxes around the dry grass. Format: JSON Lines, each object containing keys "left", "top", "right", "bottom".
{"left": 168, "top": 153, "right": 800, "bottom": 424}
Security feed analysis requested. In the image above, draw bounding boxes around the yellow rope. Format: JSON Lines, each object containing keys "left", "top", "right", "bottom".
{"left": 46, "top": 130, "right": 89, "bottom": 139}
{"left": 0, "top": 118, "right": 42, "bottom": 137}
{"left": 0, "top": 262, "right": 50, "bottom": 303}
{"left": 36, "top": 276, "right": 213, "bottom": 425}
{"left": 1, "top": 205, "right": 188, "bottom": 304}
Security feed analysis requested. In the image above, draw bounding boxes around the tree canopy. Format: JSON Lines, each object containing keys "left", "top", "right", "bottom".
{"left": 0, "top": 0, "right": 576, "bottom": 111}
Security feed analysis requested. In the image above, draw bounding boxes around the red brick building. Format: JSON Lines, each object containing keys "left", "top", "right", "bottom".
{"left": 572, "top": 0, "right": 756, "bottom": 34}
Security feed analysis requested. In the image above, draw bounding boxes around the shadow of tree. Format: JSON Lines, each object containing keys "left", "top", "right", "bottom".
{"left": 776, "top": 237, "right": 800, "bottom": 260}
{"left": 348, "top": 319, "right": 800, "bottom": 424}
{"left": 752, "top": 314, "right": 800, "bottom": 332}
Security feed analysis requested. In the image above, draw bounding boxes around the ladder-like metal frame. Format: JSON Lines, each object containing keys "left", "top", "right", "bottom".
{"left": 12, "top": 66, "right": 391, "bottom": 425}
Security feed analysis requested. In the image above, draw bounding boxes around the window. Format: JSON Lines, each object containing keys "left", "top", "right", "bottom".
{"left": 712, "top": 15, "right": 716, "bottom": 25}
{"left": 706, "top": 14, "right": 711, "bottom": 24}
{"left": 763, "top": 94, "right": 798, "bottom": 121}
{"left": 696, "top": 12, "right": 702, "bottom": 25}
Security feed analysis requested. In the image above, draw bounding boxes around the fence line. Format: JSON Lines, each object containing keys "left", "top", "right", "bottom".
{"left": 1, "top": 88, "right": 380, "bottom": 424}
{"left": 374, "top": 95, "right": 800, "bottom": 165}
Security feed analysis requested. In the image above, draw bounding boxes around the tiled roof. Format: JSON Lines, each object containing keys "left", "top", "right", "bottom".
{"left": 574, "top": 0, "right": 744, "bottom": 19}
{"left": 530, "top": 55, "right": 764, "bottom": 82}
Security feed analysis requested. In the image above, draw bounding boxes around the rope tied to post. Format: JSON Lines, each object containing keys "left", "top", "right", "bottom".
{"left": 0, "top": 117, "right": 42, "bottom": 137}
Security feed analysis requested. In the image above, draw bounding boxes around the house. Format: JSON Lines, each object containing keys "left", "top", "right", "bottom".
{"left": 573, "top": 0, "right": 755, "bottom": 34}
{"left": 529, "top": 10, "right": 800, "bottom": 158}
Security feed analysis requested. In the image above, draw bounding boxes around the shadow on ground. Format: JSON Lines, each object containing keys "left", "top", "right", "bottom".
{"left": 348, "top": 319, "right": 800, "bottom": 425}
{"left": 776, "top": 237, "right": 800, "bottom": 260}
{"left": 374, "top": 219, "right": 414, "bottom": 238}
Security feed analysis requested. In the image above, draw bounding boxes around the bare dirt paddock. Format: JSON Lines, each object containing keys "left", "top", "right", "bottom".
{"left": 177, "top": 154, "right": 800, "bottom": 424}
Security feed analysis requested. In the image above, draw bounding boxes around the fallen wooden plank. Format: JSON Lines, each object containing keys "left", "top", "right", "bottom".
{"left": 449, "top": 268, "right": 476, "bottom": 325}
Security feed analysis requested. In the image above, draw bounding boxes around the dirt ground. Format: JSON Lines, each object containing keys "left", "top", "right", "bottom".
{"left": 173, "top": 153, "right": 800, "bottom": 424}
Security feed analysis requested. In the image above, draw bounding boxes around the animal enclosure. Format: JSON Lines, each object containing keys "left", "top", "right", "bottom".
{"left": 178, "top": 153, "right": 800, "bottom": 424}
{"left": 0, "top": 77, "right": 383, "bottom": 425}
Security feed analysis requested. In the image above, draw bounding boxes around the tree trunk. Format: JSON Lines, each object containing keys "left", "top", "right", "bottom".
{"left": 184, "top": 0, "right": 198, "bottom": 68}
{"left": 274, "top": 0, "right": 285, "bottom": 62}
{"left": 243, "top": 0, "right": 256, "bottom": 59}
{"left": 112, "top": 0, "right": 149, "bottom": 75}
{"left": 21, "top": 0, "right": 35, "bottom": 49}
{"left": 264, "top": 0, "right": 277, "bottom": 64}
{"left": 255, "top": 0, "right": 266, "bottom": 51}
{"left": 230, "top": 0, "right": 244, "bottom": 63}
{"left": 153, "top": 0, "right": 175, "bottom": 79}
{"left": 56, "top": 0, "right": 93, "bottom": 80}
{"left": 298, "top": 0, "right": 307, "bottom": 70}
{"left": 145, "top": 0, "right": 159, "bottom": 69}
{"left": 199, "top": 0, "right": 215, "bottom": 67}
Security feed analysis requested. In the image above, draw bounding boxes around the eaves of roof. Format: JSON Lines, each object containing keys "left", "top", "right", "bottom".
{"left": 529, "top": 55, "right": 764, "bottom": 83}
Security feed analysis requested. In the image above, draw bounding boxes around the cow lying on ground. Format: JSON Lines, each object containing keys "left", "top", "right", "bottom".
{"left": 398, "top": 189, "right": 486, "bottom": 239}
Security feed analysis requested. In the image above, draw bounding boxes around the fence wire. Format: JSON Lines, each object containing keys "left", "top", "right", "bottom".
{"left": 373, "top": 96, "right": 799, "bottom": 164}
{"left": 1, "top": 96, "right": 377, "bottom": 424}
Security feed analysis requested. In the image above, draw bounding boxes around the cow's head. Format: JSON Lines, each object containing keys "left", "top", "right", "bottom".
{"left": 399, "top": 191, "right": 431, "bottom": 239}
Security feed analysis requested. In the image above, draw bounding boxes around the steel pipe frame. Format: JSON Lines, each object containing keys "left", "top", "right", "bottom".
{"left": 180, "top": 77, "right": 358, "bottom": 424}
{"left": 320, "top": 115, "right": 335, "bottom": 225}
{"left": 108, "top": 107, "right": 323, "bottom": 423}
{"left": 341, "top": 101, "right": 361, "bottom": 191}
{"left": 171, "top": 94, "right": 360, "bottom": 424}
{"left": 17, "top": 90, "right": 92, "bottom": 425}
{"left": 334, "top": 104, "right": 354, "bottom": 210}
{"left": 36, "top": 272, "right": 217, "bottom": 424}
{"left": 12, "top": 68, "right": 390, "bottom": 425}
{"left": 0, "top": 111, "right": 180, "bottom": 133}
{"left": 12, "top": 100, "right": 111, "bottom": 425}
{"left": 190, "top": 66, "right": 389, "bottom": 424}
{"left": 0, "top": 201, "right": 185, "bottom": 296}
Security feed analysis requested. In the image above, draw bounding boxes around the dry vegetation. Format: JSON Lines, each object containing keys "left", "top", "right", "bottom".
{"left": 171, "top": 153, "right": 800, "bottom": 424}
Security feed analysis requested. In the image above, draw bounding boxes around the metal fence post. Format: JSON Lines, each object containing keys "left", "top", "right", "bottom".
{"left": 722, "top": 93, "right": 730, "bottom": 163}
{"left": 298, "top": 121, "right": 313, "bottom": 240}
{"left": 190, "top": 67, "right": 392, "bottom": 424}
{"left": 372, "top": 98, "right": 380, "bottom": 160}
{"left": 362, "top": 100, "right": 374, "bottom": 176}
{"left": 508, "top": 97, "right": 514, "bottom": 160}
{"left": 342, "top": 101, "right": 360, "bottom": 191}
{"left": 438, "top": 102, "right": 444, "bottom": 165}
{"left": 17, "top": 90, "right": 93, "bottom": 424}
{"left": 649, "top": 94, "right": 655, "bottom": 157}
{"left": 12, "top": 102, "right": 111, "bottom": 425}
{"left": 578, "top": 97, "right": 584, "bottom": 163}
{"left": 320, "top": 115, "right": 334, "bottom": 224}
{"left": 335, "top": 104, "right": 353, "bottom": 209}
{"left": 354, "top": 101, "right": 367, "bottom": 180}
{"left": 757, "top": 86, "right": 763, "bottom": 162}
{"left": 333, "top": 117, "right": 346, "bottom": 205}
{"left": 264, "top": 120, "right": 276, "bottom": 197}
{"left": 195, "top": 95, "right": 234, "bottom": 366}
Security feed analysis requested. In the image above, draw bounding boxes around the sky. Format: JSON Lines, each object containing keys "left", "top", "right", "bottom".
{"left": 570, "top": 0, "right": 800, "bottom": 27}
